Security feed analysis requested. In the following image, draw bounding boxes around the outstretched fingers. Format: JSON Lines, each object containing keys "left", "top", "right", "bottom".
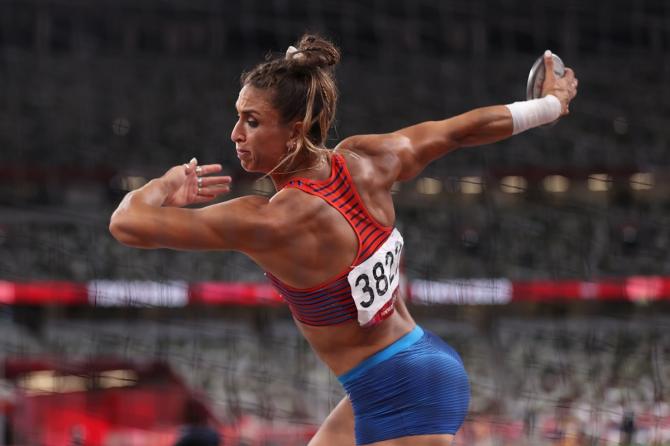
{"left": 198, "top": 176, "right": 232, "bottom": 193}
{"left": 196, "top": 163, "right": 224, "bottom": 176}
{"left": 184, "top": 160, "right": 223, "bottom": 176}
{"left": 195, "top": 175, "right": 232, "bottom": 201}
{"left": 180, "top": 158, "right": 232, "bottom": 202}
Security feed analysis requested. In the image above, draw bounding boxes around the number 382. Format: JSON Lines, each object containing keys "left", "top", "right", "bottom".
{"left": 354, "top": 242, "right": 402, "bottom": 308}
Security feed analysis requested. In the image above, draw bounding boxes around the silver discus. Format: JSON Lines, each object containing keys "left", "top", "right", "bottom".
{"left": 526, "top": 53, "right": 565, "bottom": 100}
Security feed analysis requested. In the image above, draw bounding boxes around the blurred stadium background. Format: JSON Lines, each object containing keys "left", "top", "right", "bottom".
{"left": 1, "top": 0, "right": 670, "bottom": 444}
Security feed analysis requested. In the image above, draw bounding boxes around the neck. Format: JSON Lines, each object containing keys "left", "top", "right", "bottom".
{"left": 270, "top": 151, "right": 328, "bottom": 190}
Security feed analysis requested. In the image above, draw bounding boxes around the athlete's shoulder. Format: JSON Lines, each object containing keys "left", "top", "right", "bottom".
{"left": 334, "top": 133, "right": 410, "bottom": 158}
{"left": 334, "top": 134, "right": 408, "bottom": 188}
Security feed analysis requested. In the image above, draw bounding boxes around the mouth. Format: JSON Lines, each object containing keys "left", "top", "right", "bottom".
{"left": 236, "top": 148, "right": 250, "bottom": 158}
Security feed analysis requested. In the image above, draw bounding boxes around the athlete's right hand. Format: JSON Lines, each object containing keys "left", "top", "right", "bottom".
{"left": 540, "top": 51, "right": 578, "bottom": 116}
{"left": 161, "top": 158, "right": 232, "bottom": 207}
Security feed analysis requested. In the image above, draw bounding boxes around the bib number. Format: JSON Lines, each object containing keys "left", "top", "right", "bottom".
{"left": 348, "top": 228, "right": 403, "bottom": 326}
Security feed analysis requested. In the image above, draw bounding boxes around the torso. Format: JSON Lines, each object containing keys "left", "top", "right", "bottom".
{"left": 252, "top": 147, "right": 415, "bottom": 375}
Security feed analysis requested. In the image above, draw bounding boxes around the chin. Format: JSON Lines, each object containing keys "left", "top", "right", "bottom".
{"left": 238, "top": 158, "right": 255, "bottom": 172}
{"left": 241, "top": 162, "right": 267, "bottom": 175}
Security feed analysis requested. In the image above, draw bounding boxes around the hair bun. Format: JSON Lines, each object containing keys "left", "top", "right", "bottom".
{"left": 288, "top": 34, "right": 340, "bottom": 70}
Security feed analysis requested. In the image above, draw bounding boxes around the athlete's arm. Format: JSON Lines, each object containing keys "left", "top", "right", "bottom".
{"left": 334, "top": 107, "right": 513, "bottom": 186}
{"left": 391, "top": 104, "right": 515, "bottom": 180}
{"left": 109, "top": 161, "right": 283, "bottom": 253}
{"left": 342, "top": 53, "right": 577, "bottom": 183}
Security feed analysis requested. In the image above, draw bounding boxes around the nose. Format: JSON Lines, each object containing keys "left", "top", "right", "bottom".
{"left": 230, "top": 119, "right": 245, "bottom": 144}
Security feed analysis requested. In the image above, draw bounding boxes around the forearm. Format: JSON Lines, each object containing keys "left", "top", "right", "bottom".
{"left": 127, "top": 178, "right": 171, "bottom": 207}
{"left": 109, "top": 179, "right": 169, "bottom": 247}
{"left": 434, "top": 94, "right": 561, "bottom": 151}
{"left": 450, "top": 105, "right": 514, "bottom": 148}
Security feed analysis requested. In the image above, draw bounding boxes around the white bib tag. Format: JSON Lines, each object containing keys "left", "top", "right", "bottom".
{"left": 348, "top": 228, "right": 404, "bottom": 326}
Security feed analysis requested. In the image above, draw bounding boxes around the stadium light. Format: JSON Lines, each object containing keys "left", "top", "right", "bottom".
{"left": 500, "top": 176, "right": 527, "bottom": 194}
{"left": 630, "top": 172, "right": 654, "bottom": 191}
{"left": 98, "top": 369, "right": 139, "bottom": 389}
{"left": 20, "top": 371, "right": 88, "bottom": 395}
{"left": 588, "top": 174, "right": 612, "bottom": 191}
{"left": 416, "top": 177, "right": 442, "bottom": 195}
{"left": 460, "top": 176, "right": 483, "bottom": 194}
{"left": 543, "top": 175, "right": 570, "bottom": 193}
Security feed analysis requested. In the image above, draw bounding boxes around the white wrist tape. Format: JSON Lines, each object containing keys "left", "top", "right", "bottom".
{"left": 505, "top": 95, "right": 561, "bottom": 135}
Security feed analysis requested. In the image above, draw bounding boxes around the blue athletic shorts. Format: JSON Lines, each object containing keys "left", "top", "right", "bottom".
{"left": 337, "top": 325, "right": 470, "bottom": 445}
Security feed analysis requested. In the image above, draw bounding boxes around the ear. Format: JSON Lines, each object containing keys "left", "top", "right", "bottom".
{"left": 288, "top": 120, "right": 303, "bottom": 140}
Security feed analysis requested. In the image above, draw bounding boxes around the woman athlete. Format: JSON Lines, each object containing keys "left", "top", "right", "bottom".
{"left": 110, "top": 35, "right": 578, "bottom": 445}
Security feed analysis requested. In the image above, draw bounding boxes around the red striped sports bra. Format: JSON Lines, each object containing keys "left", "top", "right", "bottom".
{"left": 266, "top": 153, "right": 403, "bottom": 327}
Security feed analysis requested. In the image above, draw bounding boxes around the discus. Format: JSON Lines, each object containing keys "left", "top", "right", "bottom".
{"left": 526, "top": 52, "right": 565, "bottom": 100}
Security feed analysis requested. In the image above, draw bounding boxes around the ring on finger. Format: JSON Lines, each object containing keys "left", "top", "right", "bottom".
{"left": 197, "top": 176, "right": 203, "bottom": 188}
{"left": 195, "top": 166, "right": 203, "bottom": 176}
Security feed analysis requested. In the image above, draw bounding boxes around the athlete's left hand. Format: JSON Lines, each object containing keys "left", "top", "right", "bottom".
{"left": 162, "top": 158, "right": 232, "bottom": 207}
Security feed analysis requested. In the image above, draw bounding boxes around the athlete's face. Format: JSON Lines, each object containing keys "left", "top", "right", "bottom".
{"left": 231, "top": 85, "right": 294, "bottom": 173}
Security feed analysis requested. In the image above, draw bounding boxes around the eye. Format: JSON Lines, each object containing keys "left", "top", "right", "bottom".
{"left": 247, "top": 118, "right": 259, "bottom": 128}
